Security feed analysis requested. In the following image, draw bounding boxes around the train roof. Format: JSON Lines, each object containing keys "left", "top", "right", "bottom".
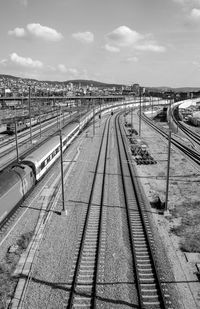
{"left": 22, "top": 122, "right": 79, "bottom": 165}
{"left": 0, "top": 165, "right": 30, "bottom": 197}
{"left": 22, "top": 135, "right": 59, "bottom": 165}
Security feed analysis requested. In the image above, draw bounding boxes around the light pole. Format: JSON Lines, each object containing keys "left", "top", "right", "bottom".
{"left": 59, "top": 128, "right": 66, "bottom": 215}
{"left": 131, "top": 103, "right": 133, "bottom": 129}
{"left": 165, "top": 129, "right": 172, "bottom": 212}
{"left": 28, "top": 86, "right": 33, "bottom": 144}
{"left": 93, "top": 101, "right": 95, "bottom": 136}
{"left": 139, "top": 87, "right": 142, "bottom": 136}
{"left": 38, "top": 102, "right": 42, "bottom": 138}
{"left": 14, "top": 119, "right": 19, "bottom": 163}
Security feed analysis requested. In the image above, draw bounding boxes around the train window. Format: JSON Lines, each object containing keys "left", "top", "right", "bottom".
{"left": 41, "top": 161, "right": 45, "bottom": 170}
{"left": 30, "top": 171, "right": 33, "bottom": 177}
{"left": 45, "top": 159, "right": 48, "bottom": 166}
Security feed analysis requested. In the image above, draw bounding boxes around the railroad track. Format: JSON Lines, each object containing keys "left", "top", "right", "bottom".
{"left": 0, "top": 113, "right": 80, "bottom": 171}
{"left": 0, "top": 112, "right": 77, "bottom": 159}
{"left": 115, "top": 113, "right": 171, "bottom": 309}
{"left": 64, "top": 116, "right": 110, "bottom": 308}
{"left": 0, "top": 116, "right": 82, "bottom": 233}
{"left": 170, "top": 107, "right": 200, "bottom": 146}
{"left": 141, "top": 113, "right": 200, "bottom": 166}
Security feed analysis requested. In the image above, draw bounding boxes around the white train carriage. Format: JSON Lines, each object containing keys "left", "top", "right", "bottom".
{"left": 22, "top": 123, "right": 80, "bottom": 180}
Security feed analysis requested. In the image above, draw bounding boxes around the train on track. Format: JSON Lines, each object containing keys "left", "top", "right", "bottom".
{"left": 6, "top": 110, "right": 58, "bottom": 134}
{"left": 0, "top": 108, "right": 96, "bottom": 225}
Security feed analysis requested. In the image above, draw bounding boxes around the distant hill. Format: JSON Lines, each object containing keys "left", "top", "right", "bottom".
{"left": 1, "top": 74, "right": 200, "bottom": 92}
{"left": 64, "top": 79, "right": 124, "bottom": 88}
{"left": 0, "top": 74, "right": 124, "bottom": 88}
{"left": 146, "top": 86, "right": 200, "bottom": 93}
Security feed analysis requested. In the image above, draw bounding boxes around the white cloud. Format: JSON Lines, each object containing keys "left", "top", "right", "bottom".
{"left": 72, "top": 31, "right": 94, "bottom": 43}
{"left": 8, "top": 27, "right": 26, "bottom": 38}
{"left": 123, "top": 56, "right": 138, "bottom": 62}
{"left": 190, "top": 8, "right": 200, "bottom": 19}
{"left": 136, "top": 43, "right": 166, "bottom": 52}
{"left": 105, "top": 25, "right": 165, "bottom": 53}
{"left": 57, "top": 65, "right": 87, "bottom": 79}
{"left": 10, "top": 53, "right": 43, "bottom": 68}
{"left": 104, "top": 44, "right": 120, "bottom": 53}
{"left": 27, "top": 23, "right": 63, "bottom": 41}
{"left": 106, "top": 26, "right": 142, "bottom": 48}
{"left": 58, "top": 65, "right": 78, "bottom": 76}
{"left": 0, "top": 59, "right": 7, "bottom": 66}
{"left": 58, "top": 64, "right": 67, "bottom": 73}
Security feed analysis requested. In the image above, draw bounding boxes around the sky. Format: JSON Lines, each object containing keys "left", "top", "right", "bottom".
{"left": 1, "top": 0, "right": 200, "bottom": 87}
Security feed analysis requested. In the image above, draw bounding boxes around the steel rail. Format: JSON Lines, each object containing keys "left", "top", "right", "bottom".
{"left": 141, "top": 113, "right": 200, "bottom": 165}
{"left": 171, "top": 108, "right": 200, "bottom": 145}
{"left": 66, "top": 117, "right": 111, "bottom": 308}
{"left": 115, "top": 113, "right": 169, "bottom": 308}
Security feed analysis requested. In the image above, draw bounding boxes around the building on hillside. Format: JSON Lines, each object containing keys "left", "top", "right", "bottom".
{"left": 131, "top": 83, "right": 140, "bottom": 95}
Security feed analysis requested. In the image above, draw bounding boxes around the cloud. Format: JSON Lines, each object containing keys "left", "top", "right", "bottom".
{"left": 58, "top": 64, "right": 78, "bottom": 76}
{"left": 72, "top": 31, "right": 94, "bottom": 43}
{"left": 27, "top": 23, "right": 63, "bottom": 41}
{"left": 58, "top": 64, "right": 67, "bottom": 73}
{"left": 8, "top": 23, "right": 63, "bottom": 42}
{"left": 57, "top": 65, "right": 87, "bottom": 79}
{"left": 10, "top": 52, "right": 43, "bottom": 68}
{"left": 104, "top": 44, "right": 120, "bottom": 53}
{"left": 136, "top": 42, "right": 166, "bottom": 52}
{"left": 123, "top": 56, "right": 138, "bottom": 62}
{"left": 106, "top": 26, "right": 142, "bottom": 48}
{"left": 8, "top": 27, "right": 26, "bottom": 38}
{"left": 105, "top": 25, "right": 165, "bottom": 53}
{"left": 0, "top": 59, "right": 7, "bottom": 66}
{"left": 190, "top": 8, "right": 200, "bottom": 19}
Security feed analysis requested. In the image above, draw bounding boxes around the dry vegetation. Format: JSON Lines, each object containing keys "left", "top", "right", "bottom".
{"left": 0, "top": 231, "right": 33, "bottom": 308}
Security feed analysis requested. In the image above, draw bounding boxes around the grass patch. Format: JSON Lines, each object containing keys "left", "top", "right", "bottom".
{"left": 0, "top": 231, "right": 34, "bottom": 307}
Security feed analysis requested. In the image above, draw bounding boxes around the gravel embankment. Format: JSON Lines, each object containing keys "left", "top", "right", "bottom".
{"left": 2, "top": 108, "right": 199, "bottom": 309}
{"left": 126, "top": 110, "right": 200, "bottom": 309}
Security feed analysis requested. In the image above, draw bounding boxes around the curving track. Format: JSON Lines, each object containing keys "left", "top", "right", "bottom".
{"left": 170, "top": 107, "right": 200, "bottom": 146}
{"left": 141, "top": 113, "right": 200, "bottom": 166}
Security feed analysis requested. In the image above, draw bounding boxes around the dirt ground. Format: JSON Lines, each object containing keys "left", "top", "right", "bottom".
{"left": 126, "top": 109, "right": 200, "bottom": 309}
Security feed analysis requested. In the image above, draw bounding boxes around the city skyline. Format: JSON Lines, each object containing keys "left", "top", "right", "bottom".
{"left": 0, "top": 0, "right": 200, "bottom": 87}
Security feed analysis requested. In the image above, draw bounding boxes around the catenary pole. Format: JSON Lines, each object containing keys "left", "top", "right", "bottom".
{"left": 38, "top": 102, "right": 42, "bottom": 138}
{"left": 139, "top": 88, "right": 142, "bottom": 136}
{"left": 28, "top": 86, "right": 32, "bottom": 144}
{"left": 165, "top": 129, "right": 171, "bottom": 211}
{"left": 93, "top": 102, "right": 95, "bottom": 136}
{"left": 59, "top": 128, "right": 66, "bottom": 214}
{"left": 14, "top": 120, "right": 19, "bottom": 163}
